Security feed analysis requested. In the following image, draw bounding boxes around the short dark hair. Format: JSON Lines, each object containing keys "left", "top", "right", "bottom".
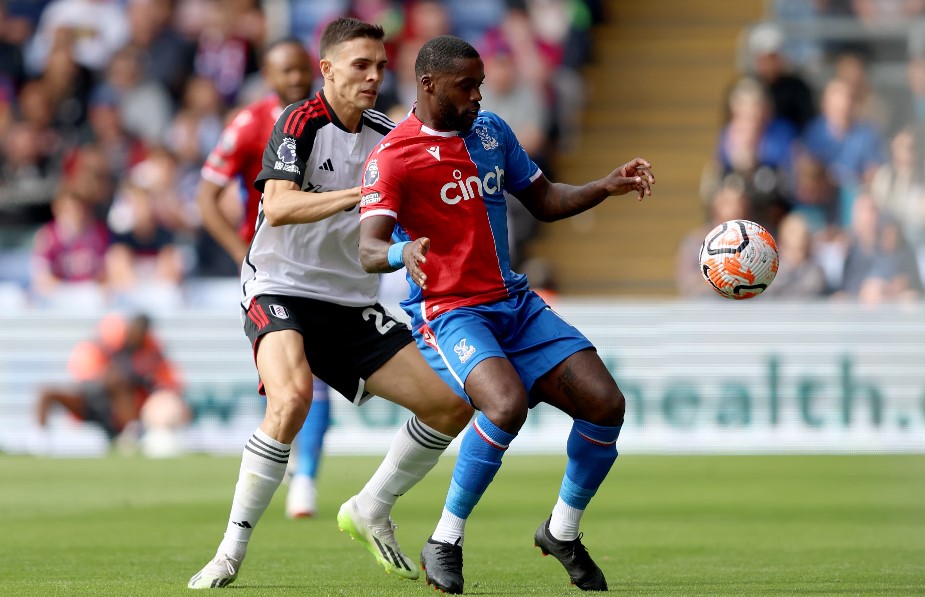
{"left": 263, "top": 37, "right": 306, "bottom": 64}
{"left": 319, "top": 18, "right": 385, "bottom": 58}
{"left": 415, "top": 35, "right": 480, "bottom": 78}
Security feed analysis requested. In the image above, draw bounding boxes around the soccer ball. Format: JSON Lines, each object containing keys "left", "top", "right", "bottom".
{"left": 698, "top": 219, "right": 779, "bottom": 300}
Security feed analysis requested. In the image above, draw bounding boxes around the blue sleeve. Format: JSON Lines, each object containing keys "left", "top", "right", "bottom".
{"left": 490, "top": 113, "right": 540, "bottom": 193}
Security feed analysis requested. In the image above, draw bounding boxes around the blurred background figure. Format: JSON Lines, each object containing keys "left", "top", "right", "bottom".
{"left": 35, "top": 312, "right": 188, "bottom": 455}
{"left": 743, "top": 21, "right": 816, "bottom": 134}
{"left": 834, "top": 191, "right": 922, "bottom": 304}
{"left": 677, "top": 181, "right": 752, "bottom": 298}
{"left": 30, "top": 184, "right": 109, "bottom": 308}
{"left": 710, "top": 76, "right": 797, "bottom": 232}
{"left": 104, "top": 181, "right": 185, "bottom": 311}
{"left": 801, "top": 76, "right": 885, "bottom": 223}
{"left": 761, "top": 211, "right": 828, "bottom": 298}
{"left": 870, "top": 126, "right": 925, "bottom": 277}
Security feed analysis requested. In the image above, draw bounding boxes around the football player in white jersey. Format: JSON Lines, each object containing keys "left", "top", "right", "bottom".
{"left": 188, "top": 18, "right": 473, "bottom": 590}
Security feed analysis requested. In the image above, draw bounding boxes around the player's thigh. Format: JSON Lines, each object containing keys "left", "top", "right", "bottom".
{"left": 256, "top": 329, "right": 314, "bottom": 400}
{"left": 366, "top": 343, "right": 471, "bottom": 422}
{"left": 531, "top": 348, "right": 625, "bottom": 426}
{"left": 245, "top": 295, "right": 314, "bottom": 400}
{"left": 418, "top": 308, "right": 521, "bottom": 412}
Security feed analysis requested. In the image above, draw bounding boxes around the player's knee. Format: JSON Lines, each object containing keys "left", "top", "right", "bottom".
{"left": 442, "top": 397, "right": 475, "bottom": 435}
{"left": 586, "top": 386, "right": 625, "bottom": 427}
{"left": 481, "top": 401, "right": 528, "bottom": 434}
{"left": 266, "top": 384, "right": 313, "bottom": 425}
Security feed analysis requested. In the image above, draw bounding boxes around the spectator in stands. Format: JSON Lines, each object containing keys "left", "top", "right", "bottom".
{"left": 24, "top": 0, "right": 129, "bottom": 76}
{"left": 762, "top": 211, "right": 829, "bottom": 298}
{"left": 105, "top": 181, "right": 184, "bottom": 299}
{"left": 835, "top": 190, "right": 922, "bottom": 303}
{"left": 0, "top": 3, "right": 26, "bottom": 92}
{"left": 895, "top": 54, "right": 925, "bottom": 144}
{"left": 871, "top": 126, "right": 925, "bottom": 249}
{"left": 802, "top": 77, "right": 885, "bottom": 220}
{"left": 192, "top": 0, "right": 262, "bottom": 106}
{"left": 35, "top": 312, "right": 187, "bottom": 449}
{"left": 0, "top": 119, "right": 59, "bottom": 224}
{"left": 16, "top": 78, "right": 63, "bottom": 161}
{"left": 30, "top": 184, "right": 109, "bottom": 304}
{"left": 39, "top": 44, "right": 93, "bottom": 143}
{"left": 677, "top": 180, "right": 751, "bottom": 298}
{"left": 125, "top": 0, "right": 196, "bottom": 103}
{"left": 62, "top": 143, "right": 116, "bottom": 218}
{"left": 83, "top": 88, "right": 148, "bottom": 181}
{"left": 833, "top": 51, "right": 891, "bottom": 134}
{"left": 745, "top": 22, "right": 816, "bottom": 134}
{"left": 788, "top": 151, "right": 841, "bottom": 232}
{"left": 711, "top": 77, "right": 797, "bottom": 231}
{"left": 95, "top": 45, "right": 173, "bottom": 146}
{"left": 164, "top": 75, "right": 223, "bottom": 166}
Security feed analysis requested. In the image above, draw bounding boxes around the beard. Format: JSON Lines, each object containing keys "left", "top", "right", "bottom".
{"left": 434, "top": 92, "right": 471, "bottom": 133}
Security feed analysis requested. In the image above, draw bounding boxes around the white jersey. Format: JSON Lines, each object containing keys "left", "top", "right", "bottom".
{"left": 242, "top": 90, "right": 395, "bottom": 309}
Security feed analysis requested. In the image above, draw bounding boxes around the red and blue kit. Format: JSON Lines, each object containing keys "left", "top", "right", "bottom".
{"left": 201, "top": 95, "right": 283, "bottom": 243}
{"left": 359, "top": 111, "right": 541, "bottom": 329}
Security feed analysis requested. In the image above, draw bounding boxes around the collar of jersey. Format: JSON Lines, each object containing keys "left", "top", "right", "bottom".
{"left": 411, "top": 110, "right": 459, "bottom": 137}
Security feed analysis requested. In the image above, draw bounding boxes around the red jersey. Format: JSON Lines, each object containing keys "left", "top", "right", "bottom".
{"left": 201, "top": 95, "right": 284, "bottom": 243}
{"left": 359, "top": 111, "right": 540, "bottom": 327}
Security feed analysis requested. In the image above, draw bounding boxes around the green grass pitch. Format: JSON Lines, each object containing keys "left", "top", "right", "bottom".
{"left": 1, "top": 454, "right": 923, "bottom": 596}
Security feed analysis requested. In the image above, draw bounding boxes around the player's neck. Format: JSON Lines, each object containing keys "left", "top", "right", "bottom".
{"left": 323, "top": 87, "right": 363, "bottom": 133}
{"left": 413, "top": 106, "right": 455, "bottom": 134}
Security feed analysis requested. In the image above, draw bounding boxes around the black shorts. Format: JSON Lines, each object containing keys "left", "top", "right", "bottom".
{"left": 243, "top": 294, "right": 413, "bottom": 404}
{"left": 78, "top": 381, "right": 118, "bottom": 439}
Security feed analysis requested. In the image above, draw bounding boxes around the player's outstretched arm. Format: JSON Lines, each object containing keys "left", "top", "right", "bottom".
{"left": 197, "top": 179, "right": 249, "bottom": 265}
{"left": 359, "top": 216, "right": 430, "bottom": 289}
{"left": 515, "top": 157, "right": 655, "bottom": 222}
{"left": 261, "top": 179, "right": 362, "bottom": 225}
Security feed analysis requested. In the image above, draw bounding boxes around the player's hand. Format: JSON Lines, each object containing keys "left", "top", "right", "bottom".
{"left": 404, "top": 237, "right": 430, "bottom": 289}
{"left": 606, "top": 157, "right": 654, "bottom": 200}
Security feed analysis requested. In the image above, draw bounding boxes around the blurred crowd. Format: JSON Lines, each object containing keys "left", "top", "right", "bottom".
{"left": 680, "top": 0, "right": 925, "bottom": 304}
{"left": 0, "top": 0, "right": 602, "bottom": 311}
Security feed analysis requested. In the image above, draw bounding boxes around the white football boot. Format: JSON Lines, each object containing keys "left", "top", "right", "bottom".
{"left": 188, "top": 554, "right": 242, "bottom": 589}
{"left": 336, "top": 496, "right": 419, "bottom": 579}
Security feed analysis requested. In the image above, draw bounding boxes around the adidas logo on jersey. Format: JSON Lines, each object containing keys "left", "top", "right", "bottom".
{"left": 318, "top": 158, "right": 334, "bottom": 171}
{"left": 426, "top": 146, "right": 440, "bottom": 161}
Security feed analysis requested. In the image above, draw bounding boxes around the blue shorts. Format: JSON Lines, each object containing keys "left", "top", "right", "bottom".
{"left": 413, "top": 290, "right": 594, "bottom": 406}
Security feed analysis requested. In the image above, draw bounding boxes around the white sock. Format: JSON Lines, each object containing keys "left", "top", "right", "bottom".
{"left": 432, "top": 508, "right": 466, "bottom": 546}
{"left": 355, "top": 416, "right": 453, "bottom": 521}
{"left": 217, "top": 429, "right": 290, "bottom": 560}
{"left": 549, "top": 496, "right": 583, "bottom": 542}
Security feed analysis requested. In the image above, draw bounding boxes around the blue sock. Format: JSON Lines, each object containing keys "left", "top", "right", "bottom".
{"left": 560, "top": 420, "right": 621, "bottom": 509}
{"left": 294, "top": 382, "right": 331, "bottom": 479}
{"left": 445, "top": 413, "right": 517, "bottom": 519}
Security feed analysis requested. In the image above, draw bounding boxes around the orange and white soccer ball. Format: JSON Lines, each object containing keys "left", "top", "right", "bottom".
{"left": 698, "top": 219, "right": 779, "bottom": 300}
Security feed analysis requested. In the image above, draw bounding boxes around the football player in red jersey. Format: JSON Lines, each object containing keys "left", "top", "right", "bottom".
{"left": 196, "top": 39, "right": 329, "bottom": 520}
{"left": 359, "top": 36, "right": 654, "bottom": 594}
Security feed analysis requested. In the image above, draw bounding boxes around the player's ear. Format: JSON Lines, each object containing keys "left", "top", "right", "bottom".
{"left": 320, "top": 58, "right": 333, "bottom": 80}
{"left": 420, "top": 74, "right": 433, "bottom": 92}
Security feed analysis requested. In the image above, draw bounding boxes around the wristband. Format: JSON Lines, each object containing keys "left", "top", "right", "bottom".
{"left": 387, "top": 241, "right": 410, "bottom": 269}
